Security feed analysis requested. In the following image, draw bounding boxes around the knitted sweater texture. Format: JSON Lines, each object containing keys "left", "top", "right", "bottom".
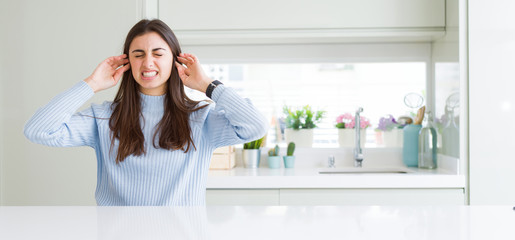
{"left": 24, "top": 81, "right": 268, "bottom": 206}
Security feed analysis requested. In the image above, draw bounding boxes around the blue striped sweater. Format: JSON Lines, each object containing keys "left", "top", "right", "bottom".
{"left": 24, "top": 81, "right": 268, "bottom": 206}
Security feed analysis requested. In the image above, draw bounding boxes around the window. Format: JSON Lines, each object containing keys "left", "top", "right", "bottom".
{"left": 186, "top": 62, "right": 426, "bottom": 147}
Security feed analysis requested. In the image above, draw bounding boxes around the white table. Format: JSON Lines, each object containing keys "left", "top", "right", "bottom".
{"left": 1, "top": 206, "right": 514, "bottom": 240}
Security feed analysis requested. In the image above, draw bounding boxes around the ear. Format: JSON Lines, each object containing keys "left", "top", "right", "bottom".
{"left": 175, "top": 62, "right": 189, "bottom": 82}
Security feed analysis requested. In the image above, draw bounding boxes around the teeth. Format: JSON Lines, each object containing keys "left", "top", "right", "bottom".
{"left": 142, "top": 71, "right": 157, "bottom": 77}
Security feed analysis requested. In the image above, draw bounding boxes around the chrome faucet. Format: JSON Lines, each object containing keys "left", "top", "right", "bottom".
{"left": 328, "top": 155, "right": 335, "bottom": 168}
{"left": 354, "top": 107, "right": 364, "bottom": 167}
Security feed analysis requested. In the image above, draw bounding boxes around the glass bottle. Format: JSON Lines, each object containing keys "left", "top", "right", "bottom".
{"left": 419, "top": 111, "right": 437, "bottom": 169}
{"left": 442, "top": 108, "right": 460, "bottom": 158}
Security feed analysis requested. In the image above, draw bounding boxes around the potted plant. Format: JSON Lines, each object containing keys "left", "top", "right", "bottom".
{"left": 376, "top": 114, "right": 403, "bottom": 147}
{"left": 283, "top": 105, "right": 325, "bottom": 147}
{"left": 267, "top": 145, "right": 281, "bottom": 169}
{"left": 335, "top": 113, "right": 371, "bottom": 148}
{"left": 242, "top": 136, "right": 265, "bottom": 168}
{"left": 283, "top": 142, "right": 296, "bottom": 168}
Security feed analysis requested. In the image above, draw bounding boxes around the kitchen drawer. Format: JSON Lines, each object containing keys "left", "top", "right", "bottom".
{"left": 279, "top": 188, "right": 465, "bottom": 205}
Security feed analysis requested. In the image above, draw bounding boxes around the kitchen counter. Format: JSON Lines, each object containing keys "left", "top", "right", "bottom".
{"left": 207, "top": 167, "right": 465, "bottom": 189}
{"left": 1, "top": 206, "right": 513, "bottom": 240}
{"left": 207, "top": 148, "right": 465, "bottom": 189}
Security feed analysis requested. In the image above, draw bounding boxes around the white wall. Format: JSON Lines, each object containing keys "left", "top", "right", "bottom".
{"left": 0, "top": 0, "right": 140, "bottom": 205}
{"left": 0, "top": 2, "right": 5, "bottom": 205}
{"left": 469, "top": 0, "right": 515, "bottom": 204}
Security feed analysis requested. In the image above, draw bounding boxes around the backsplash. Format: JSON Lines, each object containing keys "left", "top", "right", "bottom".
{"left": 231, "top": 147, "right": 459, "bottom": 174}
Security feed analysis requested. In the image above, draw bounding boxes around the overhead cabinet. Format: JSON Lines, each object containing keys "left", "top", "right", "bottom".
{"left": 159, "top": 0, "right": 445, "bottom": 45}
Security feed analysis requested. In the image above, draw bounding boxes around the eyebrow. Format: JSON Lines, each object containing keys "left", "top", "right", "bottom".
{"left": 131, "top": 48, "right": 167, "bottom": 53}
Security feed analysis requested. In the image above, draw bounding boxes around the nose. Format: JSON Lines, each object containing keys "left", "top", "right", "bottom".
{"left": 143, "top": 55, "right": 155, "bottom": 68}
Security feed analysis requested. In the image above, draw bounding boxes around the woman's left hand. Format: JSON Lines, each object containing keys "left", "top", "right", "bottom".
{"left": 175, "top": 53, "right": 213, "bottom": 93}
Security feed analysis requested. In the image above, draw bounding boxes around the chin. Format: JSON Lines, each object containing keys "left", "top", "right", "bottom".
{"left": 138, "top": 83, "right": 167, "bottom": 94}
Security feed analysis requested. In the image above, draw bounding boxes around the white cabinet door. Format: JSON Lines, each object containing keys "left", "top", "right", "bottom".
{"left": 158, "top": 0, "right": 445, "bottom": 45}
{"left": 160, "top": 0, "right": 444, "bottom": 30}
{"left": 206, "top": 189, "right": 280, "bottom": 205}
{"left": 206, "top": 188, "right": 465, "bottom": 206}
{"left": 280, "top": 189, "right": 465, "bottom": 205}
{"left": 468, "top": 0, "right": 515, "bottom": 205}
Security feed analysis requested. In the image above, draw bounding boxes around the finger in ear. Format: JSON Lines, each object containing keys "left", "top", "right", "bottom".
{"left": 175, "top": 62, "right": 184, "bottom": 72}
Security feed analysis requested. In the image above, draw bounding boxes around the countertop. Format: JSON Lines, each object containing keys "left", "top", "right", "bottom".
{"left": 207, "top": 148, "right": 465, "bottom": 189}
{"left": 1, "top": 206, "right": 513, "bottom": 240}
{"left": 207, "top": 167, "right": 466, "bottom": 189}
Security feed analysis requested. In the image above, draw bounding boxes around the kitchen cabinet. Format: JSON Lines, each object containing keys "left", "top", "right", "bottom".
{"left": 206, "top": 188, "right": 465, "bottom": 206}
{"left": 279, "top": 189, "right": 465, "bottom": 205}
{"left": 468, "top": 0, "right": 515, "bottom": 205}
{"left": 158, "top": 0, "right": 445, "bottom": 45}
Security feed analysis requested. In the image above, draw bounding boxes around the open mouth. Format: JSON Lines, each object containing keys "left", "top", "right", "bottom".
{"left": 142, "top": 71, "right": 158, "bottom": 77}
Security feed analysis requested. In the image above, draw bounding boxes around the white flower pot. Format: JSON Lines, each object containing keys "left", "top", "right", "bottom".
{"left": 338, "top": 129, "right": 366, "bottom": 148}
{"left": 383, "top": 128, "right": 403, "bottom": 147}
{"left": 284, "top": 128, "right": 314, "bottom": 148}
{"left": 375, "top": 131, "right": 384, "bottom": 145}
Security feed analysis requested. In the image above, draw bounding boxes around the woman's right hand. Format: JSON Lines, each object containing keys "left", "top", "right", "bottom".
{"left": 84, "top": 54, "right": 130, "bottom": 93}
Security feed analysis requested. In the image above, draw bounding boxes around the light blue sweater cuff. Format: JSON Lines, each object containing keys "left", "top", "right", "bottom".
{"left": 210, "top": 84, "right": 226, "bottom": 102}
{"left": 65, "top": 81, "right": 95, "bottom": 111}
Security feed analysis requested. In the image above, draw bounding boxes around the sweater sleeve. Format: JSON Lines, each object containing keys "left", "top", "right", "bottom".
{"left": 23, "top": 81, "right": 99, "bottom": 148}
{"left": 204, "top": 85, "right": 269, "bottom": 149}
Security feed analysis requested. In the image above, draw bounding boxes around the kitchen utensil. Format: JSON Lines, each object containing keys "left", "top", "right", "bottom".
{"left": 404, "top": 93, "right": 424, "bottom": 110}
{"left": 413, "top": 106, "right": 426, "bottom": 125}
{"left": 445, "top": 92, "right": 460, "bottom": 111}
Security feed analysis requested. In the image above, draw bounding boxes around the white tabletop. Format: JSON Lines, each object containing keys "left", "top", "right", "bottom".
{"left": 1, "top": 206, "right": 513, "bottom": 240}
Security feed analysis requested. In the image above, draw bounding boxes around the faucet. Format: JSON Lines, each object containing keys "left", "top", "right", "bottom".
{"left": 328, "top": 155, "right": 335, "bottom": 168}
{"left": 354, "top": 107, "right": 364, "bottom": 167}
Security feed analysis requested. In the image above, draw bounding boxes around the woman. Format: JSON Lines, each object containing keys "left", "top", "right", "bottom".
{"left": 24, "top": 19, "right": 268, "bottom": 206}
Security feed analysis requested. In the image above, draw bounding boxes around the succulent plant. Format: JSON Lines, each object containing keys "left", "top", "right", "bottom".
{"left": 268, "top": 145, "right": 280, "bottom": 156}
{"left": 287, "top": 142, "right": 295, "bottom": 156}
{"left": 243, "top": 136, "right": 265, "bottom": 149}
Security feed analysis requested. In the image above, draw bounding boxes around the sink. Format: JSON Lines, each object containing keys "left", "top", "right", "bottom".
{"left": 318, "top": 167, "right": 414, "bottom": 174}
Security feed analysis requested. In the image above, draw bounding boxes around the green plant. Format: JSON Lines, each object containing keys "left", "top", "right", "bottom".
{"left": 283, "top": 105, "right": 326, "bottom": 130}
{"left": 268, "top": 145, "right": 280, "bottom": 156}
{"left": 286, "top": 142, "right": 295, "bottom": 156}
{"left": 243, "top": 136, "right": 265, "bottom": 149}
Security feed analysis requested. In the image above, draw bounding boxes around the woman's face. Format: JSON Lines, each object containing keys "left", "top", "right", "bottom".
{"left": 128, "top": 32, "right": 174, "bottom": 96}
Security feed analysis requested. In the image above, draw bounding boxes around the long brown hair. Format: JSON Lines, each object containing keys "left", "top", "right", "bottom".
{"left": 109, "top": 19, "right": 207, "bottom": 164}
